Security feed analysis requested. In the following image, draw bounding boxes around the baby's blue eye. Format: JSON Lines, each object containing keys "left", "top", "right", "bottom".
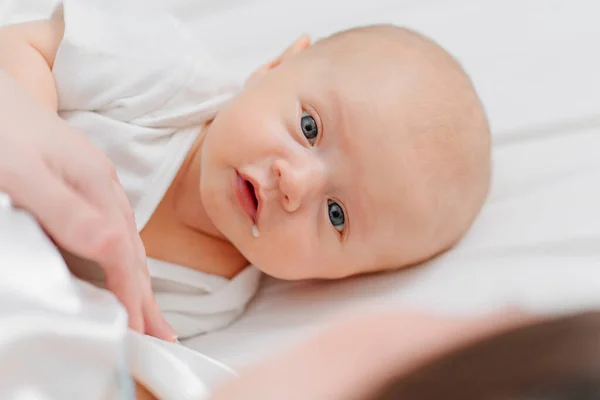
{"left": 328, "top": 200, "right": 345, "bottom": 232}
{"left": 301, "top": 111, "right": 318, "bottom": 145}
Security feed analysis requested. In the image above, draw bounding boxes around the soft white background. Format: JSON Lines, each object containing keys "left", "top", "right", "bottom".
{"left": 3, "top": 0, "right": 599, "bottom": 368}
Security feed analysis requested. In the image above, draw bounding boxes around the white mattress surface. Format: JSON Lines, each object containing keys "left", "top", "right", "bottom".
{"left": 3, "top": 0, "right": 599, "bottom": 368}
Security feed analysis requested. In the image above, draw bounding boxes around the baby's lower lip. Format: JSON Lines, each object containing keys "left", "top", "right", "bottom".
{"left": 234, "top": 171, "right": 257, "bottom": 223}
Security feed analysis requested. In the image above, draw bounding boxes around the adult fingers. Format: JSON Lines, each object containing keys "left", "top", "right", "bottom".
{"left": 110, "top": 179, "right": 146, "bottom": 269}
{"left": 65, "top": 157, "right": 149, "bottom": 333}
{"left": 62, "top": 148, "right": 176, "bottom": 340}
{"left": 111, "top": 181, "right": 177, "bottom": 341}
{"left": 142, "top": 281, "right": 178, "bottom": 342}
{"left": 63, "top": 157, "right": 137, "bottom": 267}
{"left": 6, "top": 160, "right": 143, "bottom": 333}
{"left": 6, "top": 158, "right": 117, "bottom": 265}
{"left": 103, "top": 255, "right": 145, "bottom": 333}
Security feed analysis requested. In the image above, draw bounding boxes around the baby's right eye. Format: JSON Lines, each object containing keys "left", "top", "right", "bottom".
{"left": 328, "top": 200, "right": 345, "bottom": 233}
{"left": 300, "top": 111, "right": 318, "bottom": 146}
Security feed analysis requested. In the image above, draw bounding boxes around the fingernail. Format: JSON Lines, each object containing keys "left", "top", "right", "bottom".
{"left": 168, "top": 327, "right": 178, "bottom": 342}
{"left": 162, "top": 317, "right": 178, "bottom": 341}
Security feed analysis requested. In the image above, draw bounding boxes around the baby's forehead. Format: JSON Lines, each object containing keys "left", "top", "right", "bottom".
{"left": 335, "top": 113, "right": 425, "bottom": 229}
{"left": 325, "top": 91, "right": 445, "bottom": 268}
{"left": 302, "top": 44, "right": 441, "bottom": 126}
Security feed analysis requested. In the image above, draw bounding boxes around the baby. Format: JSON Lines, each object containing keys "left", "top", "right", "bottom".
{"left": 0, "top": 1, "right": 490, "bottom": 338}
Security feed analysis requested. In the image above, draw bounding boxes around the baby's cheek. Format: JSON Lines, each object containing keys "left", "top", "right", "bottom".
{"left": 256, "top": 234, "right": 318, "bottom": 280}
{"left": 251, "top": 209, "right": 322, "bottom": 278}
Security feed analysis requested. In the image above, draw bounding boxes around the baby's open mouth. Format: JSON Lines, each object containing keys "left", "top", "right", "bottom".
{"left": 245, "top": 180, "right": 259, "bottom": 211}
{"left": 235, "top": 172, "right": 259, "bottom": 224}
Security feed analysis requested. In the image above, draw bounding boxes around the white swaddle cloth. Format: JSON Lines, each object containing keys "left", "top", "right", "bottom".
{"left": 149, "top": 259, "right": 262, "bottom": 339}
{"left": 0, "top": 192, "right": 130, "bottom": 400}
{"left": 0, "top": 192, "right": 237, "bottom": 399}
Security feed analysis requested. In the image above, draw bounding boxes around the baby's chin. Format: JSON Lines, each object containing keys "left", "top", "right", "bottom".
{"left": 249, "top": 254, "right": 354, "bottom": 281}
{"left": 242, "top": 251, "right": 311, "bottom": 280}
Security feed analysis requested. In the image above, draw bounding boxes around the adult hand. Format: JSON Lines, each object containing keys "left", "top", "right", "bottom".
{"left": 0, "top": 70, "right": 176, "bottom": 341}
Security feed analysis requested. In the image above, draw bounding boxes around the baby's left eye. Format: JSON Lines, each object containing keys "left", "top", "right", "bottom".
{"left": 300, "top": 111, "right": 318, "bottom": 146}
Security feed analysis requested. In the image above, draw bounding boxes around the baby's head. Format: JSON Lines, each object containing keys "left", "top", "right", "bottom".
{"left": 200, "top": 25, "right": 490, "bottom": 280}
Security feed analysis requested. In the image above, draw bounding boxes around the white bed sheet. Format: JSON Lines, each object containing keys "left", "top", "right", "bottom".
{"left": 3, "top": 0, "right": 600, "bottom": 369}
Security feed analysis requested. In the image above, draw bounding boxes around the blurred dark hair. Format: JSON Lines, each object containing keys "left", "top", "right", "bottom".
{"left": 372, "top": 311, "right": 600, "bottom": 400}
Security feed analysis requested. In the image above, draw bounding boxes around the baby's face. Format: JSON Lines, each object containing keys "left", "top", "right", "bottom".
{"left": 199, "top": 40, "right": 441, "bottom": 280}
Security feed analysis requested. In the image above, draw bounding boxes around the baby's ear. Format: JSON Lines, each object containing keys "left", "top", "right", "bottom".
{"left": 276, "top": 35, "right": 311, "bottom": 65}
{"left": 246, "top": 35, "right": 311, "bottom": 84}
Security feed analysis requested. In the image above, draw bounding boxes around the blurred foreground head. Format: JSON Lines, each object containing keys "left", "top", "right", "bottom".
{"left": 374, "top": 311, "right": 600, "bottom": 400}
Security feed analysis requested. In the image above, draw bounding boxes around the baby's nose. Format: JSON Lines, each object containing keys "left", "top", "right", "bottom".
{"left": 272, "top": 157, "right": 325, "bottom": 213}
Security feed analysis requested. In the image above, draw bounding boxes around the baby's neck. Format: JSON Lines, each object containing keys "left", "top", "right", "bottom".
{"left": 140, "top": 125, "right": 247, "bottom": 279}
{"left": 141, "top": 208, "right": 247, "bottom": 279}
{"left": 169, "top": 127, "right": 223, "bottom": 239}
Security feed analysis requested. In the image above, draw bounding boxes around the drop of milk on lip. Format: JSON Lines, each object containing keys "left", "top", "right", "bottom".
{"left": 252, "top": 225, "right": 260, "bottom": 238}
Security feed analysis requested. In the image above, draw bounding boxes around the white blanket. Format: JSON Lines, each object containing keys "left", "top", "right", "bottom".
{"left": 4, "top": 0, "right": 600, "bottom": 369}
